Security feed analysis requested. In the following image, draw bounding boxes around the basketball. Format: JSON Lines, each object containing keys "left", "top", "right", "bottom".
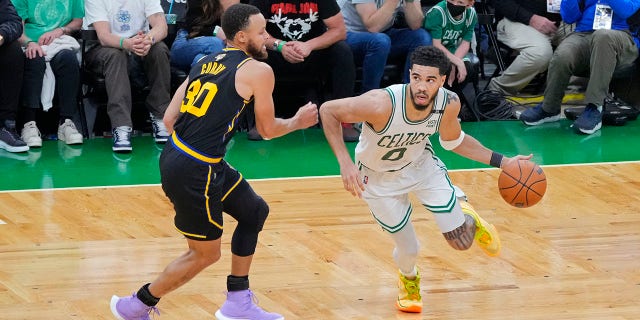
{"left": 498, "top": 160, "right": 547, "bottom": 208}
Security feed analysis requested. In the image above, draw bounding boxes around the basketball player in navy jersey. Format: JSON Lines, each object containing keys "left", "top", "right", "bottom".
{"left": 320, "top": 46, "right": 532, "bottom": 313}
{"left": 109, "top": 4, "right": 318, "bottom": 320}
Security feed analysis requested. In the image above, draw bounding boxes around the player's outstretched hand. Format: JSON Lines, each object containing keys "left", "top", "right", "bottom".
{"left": 294, "top": 102, "right": 319, "bottom": 129}
{"left": 499, "top": 153, "right": 533, "bottom": 169}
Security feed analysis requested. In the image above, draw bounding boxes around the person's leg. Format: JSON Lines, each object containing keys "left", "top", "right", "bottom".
{"left": 0, "top": 40, "right": 27, "bottom": 152}
{"left": 170, "top": 29, "right": 225, "bottom": 71}
{"left": 386, "top": 28, "right": 432, "bottom": 83}
{"left": 346, "top": 31, "right": 391, "bottom": 92}
{"left": 85, "top": 46, "right": 133, "bottom": 128}
{"left": 489, "top": 19, "right": 555, "bottom": 95}
{"left": 143, "top": 42, "right": 172, "bottom": 119}
{"left": 541, "top": 32, "right": 590, "bottom": 114}
{"left": 584, "top": 29, "right": 638, "bottom": 106}
{"left": 217, "top": 165, "right": 283, "bottom": 319}
{"left": 20, "top": 54, "right": 45, "bottom": 147}
{"left": 50, "top": 49, "right": 80, "bottom": 121}
{"left": 50, "top": 50, "right": 83, "bottom": 144}
{"left": 323, "top": 40, "right": 356, "bottom": 100}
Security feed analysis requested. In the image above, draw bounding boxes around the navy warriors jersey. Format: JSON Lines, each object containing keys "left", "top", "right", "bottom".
{"left": 355, "top": 84, "right": 450, "bottom": 172}
{"left": 171, "top": 48, "right": 254, "bottom": 161}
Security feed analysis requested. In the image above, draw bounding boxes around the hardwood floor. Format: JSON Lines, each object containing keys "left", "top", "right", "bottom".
{"left": 0, "top": 163, "right": 639, "bottom": 319}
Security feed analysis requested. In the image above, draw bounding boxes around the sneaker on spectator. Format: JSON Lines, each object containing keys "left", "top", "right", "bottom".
{"left": 21, "top": 121, "right": 42, "bottom": 148}
{"left": 519, "top": 103, "right": 561, "bottom": 126}
{"left": 150, "top": 113, "right": 169, "bottom": 143}
{"left": 110, "top": 294, "right": 159, "bottom": 320}
{"left": 342, "top": 123, "right": 360, "bottom": 142}
{"left": 113, "top": 126, "right": 133, "bottom": 153}
{"left": 57, "top": 119, "right": 83, "bottom": 145}
{"left": 573, "top": 103, "right": 602, "bottom": 135}
{"left": 0, "top": 120, "right": 29, "bottom": 153}
{"left": 215, "top": 290, "right": 283, "bottom": 320}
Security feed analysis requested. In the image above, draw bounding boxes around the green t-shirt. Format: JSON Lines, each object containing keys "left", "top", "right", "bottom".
{"left": 423, "top": 1, "right": 477, "bottom": 54}
{"left": 11, "top": 0, "right": 84, "bottom": 42}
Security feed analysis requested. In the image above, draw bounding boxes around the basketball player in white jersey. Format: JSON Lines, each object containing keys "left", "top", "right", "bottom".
{"left": 320, "top": 46, "right": 532, "bottom": 313}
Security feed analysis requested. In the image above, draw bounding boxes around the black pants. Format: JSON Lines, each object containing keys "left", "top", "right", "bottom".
{"left": 21, "top": 49, "right": 80, "bottom": 119}
{"left": 0, "top": 40, "right": 24, "bottom": 122}
{"left": 266, "top": 40, "right": 356, "bottom": 100}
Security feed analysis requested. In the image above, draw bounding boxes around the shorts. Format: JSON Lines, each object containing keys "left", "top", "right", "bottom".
{"left": 358, "top": 149, "right": 465, "bottom": 234}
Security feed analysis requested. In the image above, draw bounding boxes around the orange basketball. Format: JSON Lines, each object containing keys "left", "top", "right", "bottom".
{"left": 498, "top": 160, "right": 546, "bottom": 208}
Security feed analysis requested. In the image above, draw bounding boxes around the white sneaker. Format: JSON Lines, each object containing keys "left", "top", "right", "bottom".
{"left": 150, "top": 113, "right": 169, "bottom": 143}
{"left": 57, "top": 119, "right": 83, "bottom": 145}
{"left": 21, "top": 121, "right": 42, "bottom": 148}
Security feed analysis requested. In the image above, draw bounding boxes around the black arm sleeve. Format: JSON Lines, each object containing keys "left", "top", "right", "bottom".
{"left": 0, "top": 0, "right": 24, "bottom": 44}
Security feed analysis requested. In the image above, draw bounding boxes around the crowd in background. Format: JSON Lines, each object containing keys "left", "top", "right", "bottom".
{"left": 0, "top": 0, "right": 639, "bottom": 155}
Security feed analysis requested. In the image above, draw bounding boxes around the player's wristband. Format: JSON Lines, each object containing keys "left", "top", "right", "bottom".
{"left": 119, "top": 37, "right": 125, "bottom": 49}
{"left": 490, "top": 152, "right": 504, "bottom": 168}
{"left": 277, "top": 40, "right": 287, "bottom": 52}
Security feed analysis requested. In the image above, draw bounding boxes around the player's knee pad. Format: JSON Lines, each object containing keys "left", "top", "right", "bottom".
{"left": 231, "top": 197, "right": 269, "bottom": 257}
{"left": 442, "top": 214, "right": 476, "bottom": 250}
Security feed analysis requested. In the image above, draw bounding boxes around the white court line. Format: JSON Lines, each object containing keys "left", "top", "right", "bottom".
{"left": 1, "top": 160, "right": 639, "bottom": 194}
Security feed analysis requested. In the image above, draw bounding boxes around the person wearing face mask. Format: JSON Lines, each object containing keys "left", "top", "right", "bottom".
{"left": 423, "top": 0, "right": 478, "bottom": 115}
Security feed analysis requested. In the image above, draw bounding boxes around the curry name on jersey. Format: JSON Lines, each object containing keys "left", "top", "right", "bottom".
{"left": 355, "top": 84, "right": 451, "bottom": 172}
{"left": 172, "top": 48, "right": 254, "bottom": 160}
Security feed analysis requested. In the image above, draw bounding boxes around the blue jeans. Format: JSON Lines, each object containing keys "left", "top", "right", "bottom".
{"left": 170, "top": 29, "right": 225, "bottom": 72}
{"left": 346, "top": 28, "right": 432, "bottom": 92}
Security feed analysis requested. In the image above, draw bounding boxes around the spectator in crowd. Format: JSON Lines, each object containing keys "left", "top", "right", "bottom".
{"left": 0, "top": 0, "right": 27, "bottom": 153}
{"left": 424, "top": 0, "right": 478, "bottom": 97}
{"left": 520, "top": 0, "right": 639, "bottom": 135}
{"left": 339, "top": 0, "right": 431, "bottom": 93}
{"left": 487, "top": 0, "right": 565, "bottom": 96}
{"left": 250, "top": 0, "right": 359, "bottom": 141}
{"left": 14, "top": 0, "right": 84, "bottom": 148}
{"left": 84, "top": 0, "right": 171, "bottom": 152}
{"left": 170, "top": 0, "right": 239, "bottom": 72}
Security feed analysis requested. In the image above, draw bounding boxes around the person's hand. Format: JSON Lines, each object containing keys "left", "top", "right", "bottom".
{"left": 38, "top": 28, "right": 64, "bottom": 46}
{"left": 281, "top": 42, "right": 305, "bottom": 63}
{"left": 499, "top": 154, "right": 534, "bottom": 169}
{"left": 529, "top": 15, "right": 557, "bottom": 36}
{"left": 340, "top": 162, "right": 365, "bottom": 198}
{"left": 25, "top": 41, "right": 45, "bottom": 59}
{"left": 130, "top": 32, "right": 152, "bottom": 56}
{"left": 289, "top": 41, "right": 312, "bottom": 58}
{"left": 294, "top": 101, "right": 319, "bottom": 129}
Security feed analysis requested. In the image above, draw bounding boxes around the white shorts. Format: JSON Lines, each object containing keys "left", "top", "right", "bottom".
{"left": 358, "top": 149, "right": 465, "bottom": 234}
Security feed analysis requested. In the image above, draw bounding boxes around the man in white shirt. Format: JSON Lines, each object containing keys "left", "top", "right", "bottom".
{"left": 84, "top": 0, "right": 171, "bottom": 152}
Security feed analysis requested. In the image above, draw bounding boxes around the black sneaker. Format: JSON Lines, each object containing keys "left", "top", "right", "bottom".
{"left": 0, "top": 120, "right": 29, "bottom": 153}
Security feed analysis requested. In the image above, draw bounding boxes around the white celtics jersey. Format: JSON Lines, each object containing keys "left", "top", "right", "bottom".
{"left": 354, "top": 84, "right": 449, "bottom": 172}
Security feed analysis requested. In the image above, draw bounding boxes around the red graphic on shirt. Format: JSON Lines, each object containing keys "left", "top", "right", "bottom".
{"left": 270, "top": 2, "right": 319, "bottom": 14}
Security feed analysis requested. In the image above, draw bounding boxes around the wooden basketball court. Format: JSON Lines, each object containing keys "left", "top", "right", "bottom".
{"left": 1, "top": 163, "right": 638, "bottom": 319}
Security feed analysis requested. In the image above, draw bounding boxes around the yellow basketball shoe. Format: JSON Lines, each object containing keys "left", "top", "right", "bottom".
{"left": 396, "top": 270, "right": 422, "bottom": 313}
{"left": 460, "top": 201, "right": 501, "bottom": 257}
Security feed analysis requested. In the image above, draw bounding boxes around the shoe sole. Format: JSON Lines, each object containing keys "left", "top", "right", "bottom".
{"left": 0, "top": 141, "right": 29, "bottom": 153}
{"left": 110, "top": 295, "right": 126, "bottom": 320}
{"left": 26, "top": 141, "right": 42, "bottom": 148}
{"left": 154, "top": 137, "right": 168, "bottom": 143}
{"left": 522, "top": 114, "right": 561, "bottom": 126}
{"left": 113, "top": 147, "right": 133, "bottom": 153}
{"left": 61, "top": 137, "right": 84, "bottom": 145}
{"left": 575, "top": 122, "right": 602, "bottom": 135}
{"left": 395, "top": 301, "right": 422, "bottom": 313}
{"left": 214, "top": 309, "right": 284, "bottom": 320}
